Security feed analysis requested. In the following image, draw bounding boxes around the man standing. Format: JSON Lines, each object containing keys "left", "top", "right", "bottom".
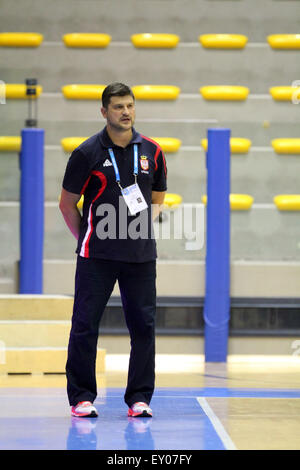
{"left": 59, "top": 82, "right": 167, "bottom": 418}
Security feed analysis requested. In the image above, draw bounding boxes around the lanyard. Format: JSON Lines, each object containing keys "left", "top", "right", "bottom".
{"left": 108, "top": 144, "right": 138, "bottom": 190}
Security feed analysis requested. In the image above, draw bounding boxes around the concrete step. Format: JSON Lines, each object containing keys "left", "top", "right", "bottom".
{"left": 0, "top": 347, "right": 105, "bottom": 374}
{"left": 0, "top": 295, "right": 73, "bottom": 320}
{"left": 1, "top": 43, "right": 299, "bottom": 93}
{"left": 0, "top": 321, "right": 298, "bottom": 359}
{"left": 2, "top": 146, "right": 299, "bottom": 202}
{"left": 0, "top": 320, "right": 71, "bottom": 347}
{"left": 2, "top": 259, "right": 300, "bottom": 297}
{"left": 94, "top": 334, "right": 300, "bottom": 357}
{"left": 28, "top": 205, "right": 300, "bottom": 262}
{"left": 1, "top": 0, "right": 299, "bottom": 42}
{"left": 0, "top": 293, "right": 299, "bottom": 361}
{"left": 0, "top": 294, "right": 105, "bottom": 373}
{"left": 0, "top": 279, "right": 15, "bottom": 294}
{"left": 2, "top": 94, "right": 299, "bottom": 125}
{"left": 42, "top": 260, "right": 300, "bottom": 298}
{"left": 1, "top": 204, "right": 300, "bottom": 264}
{"left": 1, "top": 120, "right": 300, "bottom": 148}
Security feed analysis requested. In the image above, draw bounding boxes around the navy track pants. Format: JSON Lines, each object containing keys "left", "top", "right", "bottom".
{"left": 66, "top": 255, "right": 156, "bottom": 407}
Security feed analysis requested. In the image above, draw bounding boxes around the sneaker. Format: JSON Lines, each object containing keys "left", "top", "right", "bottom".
{"left": 128, "top": 402, "right": 153, "bottom": 418}
{"left": 71, "top": 401, "right": 98, "bottom": 418}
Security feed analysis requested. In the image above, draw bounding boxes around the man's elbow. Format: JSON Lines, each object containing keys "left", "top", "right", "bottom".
{"left": 59, "top": 190, "right": 80, "bottom": 214}
{"left": 59, "top": 200, "right": 79, "bottom": 216}
{"left": 59, "top": 198, "right": 67, "bottom": 214}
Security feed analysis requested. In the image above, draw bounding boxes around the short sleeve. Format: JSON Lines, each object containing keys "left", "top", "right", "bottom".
{"left": 152, "top": 149, "right": 167, "bottom": 192}
{"left": 62, "top": 149, "right": 91, "bottom": 194}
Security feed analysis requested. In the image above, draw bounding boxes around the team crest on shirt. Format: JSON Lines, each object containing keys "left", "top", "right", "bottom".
{"left": 140, "top": 155, "right": 149, "bottom": 171}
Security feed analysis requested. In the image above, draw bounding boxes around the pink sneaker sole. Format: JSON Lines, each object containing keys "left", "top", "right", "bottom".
{"left": 71, "top": 401, "right": 98, "bottom": 418}
{"left": 128, "top": 402, "right": 152, "bottom": 418}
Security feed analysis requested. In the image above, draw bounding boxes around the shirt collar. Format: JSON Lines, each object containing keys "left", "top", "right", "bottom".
{"left": 99, "top": 126, "right": 142, "bottom": 148}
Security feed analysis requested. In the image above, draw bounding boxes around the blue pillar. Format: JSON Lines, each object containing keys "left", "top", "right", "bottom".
{"left": 19, "top": 128, "right": 45, "bottom": 293}
{"left": 203, "top": 128, "right": 231, "bottom": 362}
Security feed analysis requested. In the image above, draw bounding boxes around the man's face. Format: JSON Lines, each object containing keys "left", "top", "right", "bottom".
{"left": 101, "top": 95, "right": 135, "bottom": 132}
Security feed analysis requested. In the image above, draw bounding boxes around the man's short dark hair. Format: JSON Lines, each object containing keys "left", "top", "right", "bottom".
{"left": 102, "top": 82, "right": 135, "bottom": 109}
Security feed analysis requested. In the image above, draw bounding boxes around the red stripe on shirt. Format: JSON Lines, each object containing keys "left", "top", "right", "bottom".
{"left": 80, "top": 175, "right": 92, "bottom": 195}
{"left": 81, "top": 171, "right": 107, "bottom": 258}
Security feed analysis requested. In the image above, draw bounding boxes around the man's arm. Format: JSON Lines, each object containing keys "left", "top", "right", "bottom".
{"left": 151, "top": 191, "right": 166, "bottom": 220}
{"left": 59, "top": 188, "right": 82, "bottom": 240}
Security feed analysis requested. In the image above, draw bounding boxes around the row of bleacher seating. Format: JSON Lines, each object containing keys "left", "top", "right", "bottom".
{"left": 164, "top": 194, "right": 300, "bottom": 212}
{"left": 1, "top": 32, "right": 300, "bottom": 49}
{"left": 73, "top": 193, "right": 256, "bottom": 212}
{"left": 25, "top": 190, "right": 300, "bottom": 212}
{"left": 47, "top": 192, "right": 300, "bottom": 213}
{"left": 2, "top": 83, "right": 300, "bottom": 101}
{"left": 1, "top": 134, "right": 299, "bottom": 211}
{"left": 1, "top": 136, "right": 300, "bottom": 154}
{"left": 202, "top": 195, "right": 300, "bottom": 211}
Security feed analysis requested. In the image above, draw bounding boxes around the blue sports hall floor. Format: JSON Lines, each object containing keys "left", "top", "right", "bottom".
{"left": 1, "top": 356, "right": 300, "bottom": 451}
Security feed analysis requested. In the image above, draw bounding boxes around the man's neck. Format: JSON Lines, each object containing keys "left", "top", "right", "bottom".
{"left": 106, "top": 126, "right": 133, "bottom": 148}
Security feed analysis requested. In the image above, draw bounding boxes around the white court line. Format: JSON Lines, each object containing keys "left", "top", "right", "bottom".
{"left": 196, "top": 397, "right": 237, "bottom": 450}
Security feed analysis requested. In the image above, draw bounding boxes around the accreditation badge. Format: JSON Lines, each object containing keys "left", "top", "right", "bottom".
{"left": 121, "top": 183, "right": 148, "bottom": 216}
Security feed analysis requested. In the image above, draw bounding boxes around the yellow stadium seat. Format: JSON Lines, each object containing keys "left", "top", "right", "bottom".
{"left": 61, "top": 137, "right": 89, "bottom": 152}
{"left": 267, "top": 34, "right": 300, "bottom": 49}
{"left": 5, "top": 84, "right": 42, "bottom": 99}
{"left": 269, "top": 86, "right": 299, "bottom": 101}
{"left": 150, "top": 138, "right": 181, "bottom": 153}
{"left": 271, "top": 138, "right": 300, "bottom": 154}
{"left": 132, "top": 85, "right": 180, "bottom": 100}
{"left": 200, "top": 86, "right": 249, "bottom": 101}
{"left": 274, "top": 195, "right": 300, "bottom": 211}
{"left": 131, "top": 33, "right": 180, "bottom": 48}
{"left": 163, "top": 193, "right": 182, "bottom": 209}
{"left": 0, "top": 32, "right": 43, "bottom": 47}
{"left": 0, "top": 136, "right": 21, "bottom": 152}
{"left": 229, "top": 194, "right": 254, "bottom": 210}
{"left": 201, "top": 137, "right": 251, "bottom": 153}
{"left": 202, "top": 194, "right": 254, "bottom": 210}
{"left": 62, "top": 84, "right": 106, "bottom": 100}
{"left": 199, "top": 34, "right": 248, "bottom": 49}
{"left": 63, "top": 33, "right": 111, "bottom": 48}
{"left": 77, "top": 195, "right": 84, "bottom": 210}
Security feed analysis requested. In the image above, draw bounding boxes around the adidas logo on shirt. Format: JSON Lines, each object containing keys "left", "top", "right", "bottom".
{"left": 103, "top": 159, "right": 113, "bottom": 167}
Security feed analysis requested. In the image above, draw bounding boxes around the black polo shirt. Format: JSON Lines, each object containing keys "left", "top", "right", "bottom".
{"left": 62, "top": 127, "right": 167, "bottom": 262}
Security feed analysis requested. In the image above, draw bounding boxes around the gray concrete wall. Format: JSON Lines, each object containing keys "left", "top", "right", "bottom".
{"left": 1, "top": 0, "right": 300, "bottom": 41}
{"left": 0, "top": 0, "right": 300, "bottom": 294}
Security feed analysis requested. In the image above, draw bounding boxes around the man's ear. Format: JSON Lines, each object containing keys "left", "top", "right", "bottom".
{"left": 101, "top": 106, "right": 107, "bottom": 119}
